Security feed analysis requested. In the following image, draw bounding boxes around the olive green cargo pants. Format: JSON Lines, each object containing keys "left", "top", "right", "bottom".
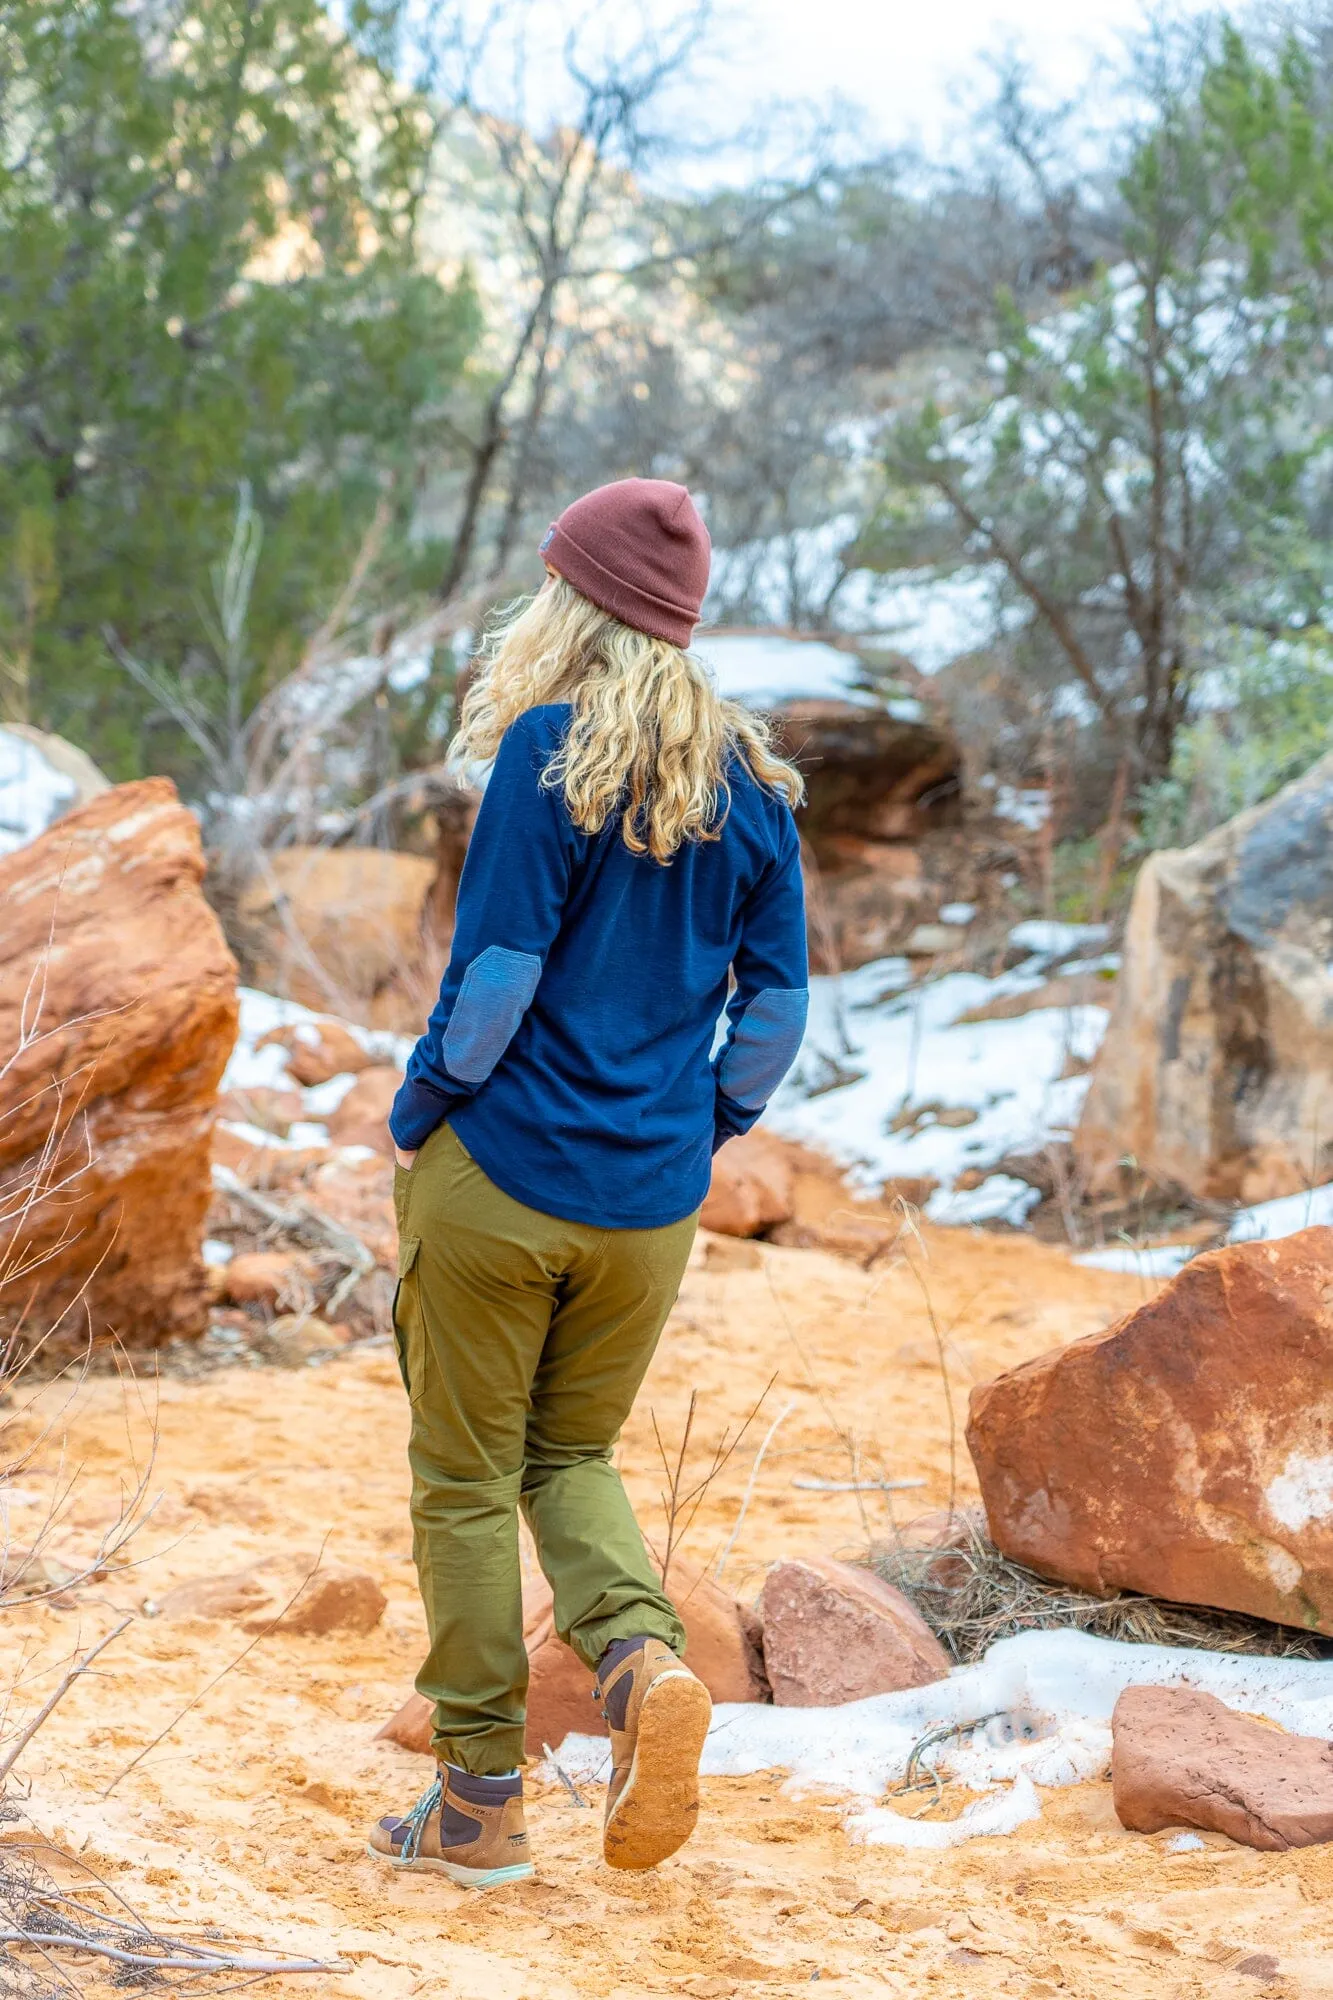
{"left": 392, "top": 1122, "right": 698, "bottom": 1774}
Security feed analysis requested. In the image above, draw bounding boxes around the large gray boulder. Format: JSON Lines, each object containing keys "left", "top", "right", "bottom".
{"left": 1077, "top": 754, "right": 1333, "bottom": 1203}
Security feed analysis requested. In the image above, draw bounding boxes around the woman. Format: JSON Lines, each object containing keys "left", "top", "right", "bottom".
{"left": 370, "top": 478, "right": 808, "bottom": 1886}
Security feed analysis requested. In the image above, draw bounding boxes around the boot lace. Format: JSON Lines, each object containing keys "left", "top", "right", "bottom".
{"left": 399, "top": 1774, "right": 442, "bottom": 1861}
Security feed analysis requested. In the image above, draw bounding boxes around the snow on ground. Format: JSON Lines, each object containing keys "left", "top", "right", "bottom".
{"left": 550, "top": 1625, "right": 1333, "bottom": 1848}
{"left": 1227, "top": 1182, "right": 1333, "bottom": 1242}
{"left": 698, "top": 634, "right": 875, "bottom": 708}
{"left": 765, "top": 924, "right": 1112, "bottom": 1213}
{"left": 215, "top": 987, "right": 413, "bottom": 1161}
{"left": 1074, "top": 1243, "right": 1198, "bottom": 1279}
{"left": 1077, "top": 1178, "right": 1333, "bottom": 1277}
{"left": 0, "top": 726, "right": 77, "bottom": 854}
{"left": 223, "top": 987, "right": 412, "bottom": 1095}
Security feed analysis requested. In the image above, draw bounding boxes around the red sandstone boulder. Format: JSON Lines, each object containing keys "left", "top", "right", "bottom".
{"left": 326, "top": 1065, "right": 401, "bottom": 1155}
{"left": 1112, "top": 1686, "right": 1333, "bottom": 1850}
{"left": 254, "top": 1016, "right": 372, "bottom": 1088}
{"left": 967, "top": 1229, "right": 1333, "bottom": 1633}
{"left": 702, "top": 1128, "right": 797, "bottom": 1238}
{"left": 759, "top": 1556, "right": 950, "bottom": 1705}
{"left": 771, "top": 701, "right": 960, "bottom": 849}
{"left": 0, "top": 779, "right": 238, "bottom": 1348}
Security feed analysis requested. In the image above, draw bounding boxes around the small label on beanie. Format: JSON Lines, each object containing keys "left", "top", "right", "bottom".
{"left": 539, "top": 526, "right": 555, "bottom": 553}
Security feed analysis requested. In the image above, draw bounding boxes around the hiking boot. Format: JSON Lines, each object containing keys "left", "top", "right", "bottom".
{"left": 595, "top": 1636, "right": 712, "bottom": 1870}
{"left": 367, "top": 1765, "right": 533, "bottom": 1887}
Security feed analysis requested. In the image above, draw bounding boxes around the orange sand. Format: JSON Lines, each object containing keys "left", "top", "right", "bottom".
{"left": 7, "top": 1225, "right": 1332, "bottom": 1998}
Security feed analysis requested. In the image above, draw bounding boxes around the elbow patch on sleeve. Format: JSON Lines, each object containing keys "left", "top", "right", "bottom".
{"left": 440, "top": 945, "right": 542, "bottom": 1086}
{"left": 717, "top": 986, "right": 809, "bottom": 1110}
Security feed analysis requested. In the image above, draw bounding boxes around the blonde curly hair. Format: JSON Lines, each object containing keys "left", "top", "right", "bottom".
{"left": 451, "top": 574, "right": 804, "bottom": 863}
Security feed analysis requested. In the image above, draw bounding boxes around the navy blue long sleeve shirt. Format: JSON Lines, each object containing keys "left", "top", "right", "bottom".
{"left": 389, "top": 703, "right": 808, "bottom": 1229}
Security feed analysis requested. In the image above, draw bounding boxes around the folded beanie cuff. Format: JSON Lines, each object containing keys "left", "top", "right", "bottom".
{"left": 538, "top": 477, "right": 710, "bottom": 647}
{"left": 543, "top": 521, "right": 700, "bottom": 647}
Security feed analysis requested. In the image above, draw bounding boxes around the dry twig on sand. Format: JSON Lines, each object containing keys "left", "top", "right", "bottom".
{"left": 649, "top": 1377, "right": 776, "bottom": 1590}
{"left": 0, "top": 1822, "right": 347, "bottom": 1991}
{"left": 0, "top": 1618, "right": 130, "bottom": 1785}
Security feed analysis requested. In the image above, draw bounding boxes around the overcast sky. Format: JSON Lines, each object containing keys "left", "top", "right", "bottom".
{"left": 716, "top": 0, "right": 1214, "bottom": 149}
{"left": 482, "top": 0, "right": 1222, "bottom": 179}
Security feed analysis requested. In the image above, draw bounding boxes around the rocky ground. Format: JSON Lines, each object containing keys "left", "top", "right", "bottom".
{"left": 8, "top": 1224, "right": 1332, "bottom": 1999}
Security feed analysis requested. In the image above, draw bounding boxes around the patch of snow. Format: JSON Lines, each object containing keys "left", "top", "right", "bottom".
{"left": 1075, "top": 1179, "right": 1333, "bottom": 1277}
{"left": 1074, "top": 1244, "right": 1196, "bottom": 1279}
{"left": 1226, "top": 1182, "right": 1333, "bottom": 1243}
{"left": 216, "top": 1117, "right": 331, "bottom": 1154}
{"left": 766, "top": 937, "right": 1109, "bottom": 1205}
{"left": 0, "top": 728, "right": 76, "bottom": 854}
{"left": 1059, "top": 953, "right": 1121, "bottom": 977}
{"left": 698, "top": 634, "right": 872, "bottom": 708}
{"left": 301, "top": 1072, "right": 363, "bottom": 1118}
{"left": 1167, "top": 1831, "right": 1207, "bottom": 1853}
{"left": 926, "top": 1176, "right": 1042, "bottom": 1227}
{"left": 939, "top": 902, "right": 975, "bottom": 925}
{"left": 1009, "top": 920, "right": 1108, "bottom": 960}
{"left": 547, "top": 1628, "right": 1333, "bottom": 1846}
{"left": 846, "top": 1775, "right": 1041, "bottom": 1850}
{"left": 994, "top": 785, "right": 1050, "bottom": 830}
{"left": 222, "top": 986, "right": 412, "bottom": 1094}
{"left": 386, "top": 649, "right": 432, "bottom": 694}
{"left": 705, "top": 516, "right": 1019, "bottom": 674}
{"left": 202, "top": 1239, "right": 234, "bottom": 1267}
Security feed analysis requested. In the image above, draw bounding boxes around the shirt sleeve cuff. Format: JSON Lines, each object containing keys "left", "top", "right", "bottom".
{"left": 389, "top": 1074, "right": 461, "bottom": 1152}
{"left": 712, "top": 1084, "right": 760, "bottom": 1153}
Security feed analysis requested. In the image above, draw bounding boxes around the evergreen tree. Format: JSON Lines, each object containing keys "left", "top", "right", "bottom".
{"left": 0, "top": 0, "right": 478, "bottom": 779}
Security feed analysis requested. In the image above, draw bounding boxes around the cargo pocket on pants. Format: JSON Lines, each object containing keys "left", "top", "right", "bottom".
{"left": 392, "top": 1235, "right": 423, "bottom": 1404}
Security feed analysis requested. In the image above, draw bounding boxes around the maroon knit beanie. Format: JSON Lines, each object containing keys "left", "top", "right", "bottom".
{"left": 539, "top": 478, "right": 711, "bottom": 648}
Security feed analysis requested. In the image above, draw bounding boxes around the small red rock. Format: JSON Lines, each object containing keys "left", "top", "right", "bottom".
{"left": 701, "top": 1129, "right": 797, "bottom": 1238}
{"left": 217, "top": 1250, "right": 315, "bottom": 1308}
{"left": 760, "top": 1555, "right": 950, "bottom": 1705}
{"left": 281, "top": 1568, "right": 386, "bottom": 1638}
{"left": 1112, "top": 1685, "right": 1333, "bottom": 1851}
{"left": 326, "top": 1066, "right": 401, "bottom": 1155}
{"left": 156, "top": 1558, "right": 385, "bottom": 1637}
{"left": 255, "top": 1017, "right": 372, "bottom": 1088}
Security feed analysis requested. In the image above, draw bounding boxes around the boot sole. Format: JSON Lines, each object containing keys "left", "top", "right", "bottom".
{"left": 367, "top": 1843, "right": 533, "bottom": 1889}
{"left": 603, "top": 1669, "right": 713, "bottom": 1872}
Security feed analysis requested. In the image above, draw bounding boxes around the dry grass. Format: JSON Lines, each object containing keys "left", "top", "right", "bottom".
{"left": 873, "top": 1513, "right": 1328, "bottom": 1664}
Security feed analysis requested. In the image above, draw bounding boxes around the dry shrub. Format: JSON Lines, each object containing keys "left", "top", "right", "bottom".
{"left": 873, "top": 1514, "right": 1327, "bottom": 1664}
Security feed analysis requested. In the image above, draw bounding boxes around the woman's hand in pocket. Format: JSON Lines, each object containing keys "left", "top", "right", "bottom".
{"left": 394, "top": 1145, "right": 418, "bottom": 1171}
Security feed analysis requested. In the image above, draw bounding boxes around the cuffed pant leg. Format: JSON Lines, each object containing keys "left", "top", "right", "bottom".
{"left": 408, "top": 1449, "right": 527, "bottom": 1775}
